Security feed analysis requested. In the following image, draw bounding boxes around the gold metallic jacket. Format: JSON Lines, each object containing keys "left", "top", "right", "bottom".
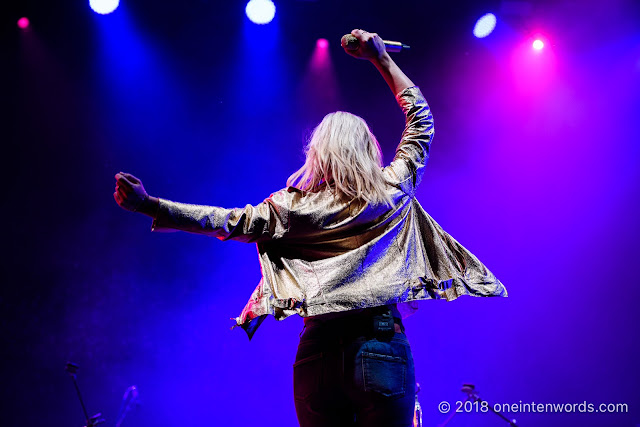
{"left": 152, "top": 86, "right": 507, "bottom": 338}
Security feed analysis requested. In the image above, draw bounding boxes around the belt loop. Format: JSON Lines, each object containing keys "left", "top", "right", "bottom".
{"left": 393, "top": 316, "right": 405, "bottom": 334}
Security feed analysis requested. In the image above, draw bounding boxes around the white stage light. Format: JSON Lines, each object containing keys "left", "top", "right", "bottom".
{"left": 473, "top": 13, "right": 497, "bottom": 38}
{"left": 90, "top": 0, "right": 119, "bottom": 15}
{"left": 245, "top": 0, "right": 276, "bottom": 25}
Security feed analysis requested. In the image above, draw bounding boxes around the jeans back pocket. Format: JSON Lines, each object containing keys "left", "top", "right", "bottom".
{"left": 360, "top": 351, "right": 407, "bottom": 398}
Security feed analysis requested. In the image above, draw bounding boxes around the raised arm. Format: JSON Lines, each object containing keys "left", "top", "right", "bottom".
{"left": 390, "top": 87, "right": 434, "bottom": 193}
{"left": 342, "top": 29, "right": 434, "bottom": 194}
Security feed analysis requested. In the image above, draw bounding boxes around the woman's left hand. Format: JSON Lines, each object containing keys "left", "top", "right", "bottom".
{"left": 114, "top": 172, "right": 149, "bottom": 212}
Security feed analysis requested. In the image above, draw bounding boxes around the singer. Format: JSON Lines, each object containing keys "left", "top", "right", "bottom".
{"left": 114, "top": 29, "right": 506, "bottom": 426}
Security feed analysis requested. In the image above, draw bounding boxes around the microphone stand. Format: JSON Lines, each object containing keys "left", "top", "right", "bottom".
{"left": 439, "top": 383, "right": 518, "bottom": 427}
{"left": 65, "top": 362, "right": 105, "bottom": 427}
{"left": 413, "top": 382, "right": 423, "bottom": 427}
{"left": 115, "top": 385, "right": 140, "bottom": 427}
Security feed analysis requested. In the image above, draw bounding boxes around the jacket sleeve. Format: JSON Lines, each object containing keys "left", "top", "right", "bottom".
{"left": 386, "top": 86, "right": 435, "bottom": 195}
{"left": 151, "top": 189, "right": 290, "bottom": 243}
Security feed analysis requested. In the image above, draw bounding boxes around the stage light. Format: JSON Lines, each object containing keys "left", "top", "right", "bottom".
{"left": 90, "top": 0, "right": 120, "bottom": 15}
{"left": 245, "top": 0, "right": 276, "bottom": 25}
{"left": 17, "top": 17, "right": 30, "bottom": 29}
{"left": 533, "top": 39, "right": 544, "bottom": 50}
{"left": 473, "top": 13, "right": 497, "bottom": 38}
{"left": 316, "top": 38, "right": 328, "bottom": 49}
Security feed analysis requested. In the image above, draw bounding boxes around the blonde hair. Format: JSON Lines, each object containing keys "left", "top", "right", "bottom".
{"left": 287, "top": 111, "right": 393, "bottom": 206}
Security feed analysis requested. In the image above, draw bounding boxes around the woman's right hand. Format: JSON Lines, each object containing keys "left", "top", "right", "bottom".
{"left": 114, "top": 172, "right": 150, "bottom": 213}
{"left": 342, "top": 29, "right": 388, "bottom": 62}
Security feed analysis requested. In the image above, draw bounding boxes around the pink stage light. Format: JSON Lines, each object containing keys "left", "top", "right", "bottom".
{"left": 17, "top": 17, "right": 30, "bottom": 29}
{"left": 533, "top": 39, "right": 544, "bottom": 50}
{"left": 304, "top": 36, "right": 339, "bottom": 108}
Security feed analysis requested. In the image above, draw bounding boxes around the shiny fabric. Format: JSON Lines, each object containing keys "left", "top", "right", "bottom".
{"left": 152, "top": 86, "right": 507, "bottom": 339}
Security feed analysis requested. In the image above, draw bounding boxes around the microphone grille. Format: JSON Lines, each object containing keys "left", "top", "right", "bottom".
{"left": 341, "top": 34, "right": 359, "bottom": 51}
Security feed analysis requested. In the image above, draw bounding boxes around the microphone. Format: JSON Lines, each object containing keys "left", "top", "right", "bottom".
{"left": 341, "top": 34, "right": 410, "bottom": 53}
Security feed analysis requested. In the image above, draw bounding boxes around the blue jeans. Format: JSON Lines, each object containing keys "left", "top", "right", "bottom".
{"left": 293, "top": 309, "right": 415, "bottom": 427}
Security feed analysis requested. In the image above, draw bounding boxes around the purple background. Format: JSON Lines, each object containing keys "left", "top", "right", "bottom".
{"left": 2, "top": 0, "right": 639, "bottom": 426}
